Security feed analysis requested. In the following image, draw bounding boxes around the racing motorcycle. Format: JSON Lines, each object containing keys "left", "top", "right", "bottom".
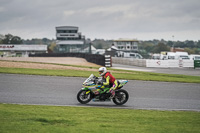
{"left": 77, "top": 74, "right": 129, "bottom": 105}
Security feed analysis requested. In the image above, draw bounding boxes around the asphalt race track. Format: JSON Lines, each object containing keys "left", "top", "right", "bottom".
{"left": 0, "top": 74, "right": 200, "bottom": 111}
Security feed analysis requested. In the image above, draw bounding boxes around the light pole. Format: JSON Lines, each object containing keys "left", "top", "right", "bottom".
{"left": 172, "top": 35, "right": 174, "bottom": 52}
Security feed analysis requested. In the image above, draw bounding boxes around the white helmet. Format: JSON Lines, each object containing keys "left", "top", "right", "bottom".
{"left": 98, "top": 67, "right": 107, "bottom": 76}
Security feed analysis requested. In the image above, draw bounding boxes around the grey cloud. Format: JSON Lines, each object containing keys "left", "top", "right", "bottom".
{"left": 0, "top": 0, "right": 200, "bottom": 40}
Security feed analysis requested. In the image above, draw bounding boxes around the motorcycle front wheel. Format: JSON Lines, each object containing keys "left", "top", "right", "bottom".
{"left": 113, "top": 89, "right": 129, "bottom": 105}
{"left": 77, "top": 90, "right": 92, "bottom": 104}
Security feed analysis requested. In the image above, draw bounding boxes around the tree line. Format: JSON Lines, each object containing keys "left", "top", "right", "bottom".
{"left": 0, "top": 33, "right": 200, "bottom": 55}
{"left": 139, "top": 39, "right": 200, "bottom": 57}
{"left": 0, "top": 34, "right": 56, "bottom": 52}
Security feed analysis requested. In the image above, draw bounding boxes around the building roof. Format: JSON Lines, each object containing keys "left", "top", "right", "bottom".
{"left": 111, "top": 45, "right": 118, "bottom": 50}
{"left": 56, "top": 26, "right": 78, "bottom": 28}
{"left": 56, "top": 26, "right": 79, "bottom": 30}
{"left": 114, "top": 38, "right": 138, "bottom": 42}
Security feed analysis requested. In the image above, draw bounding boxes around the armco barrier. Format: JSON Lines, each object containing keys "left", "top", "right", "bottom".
{"left": 112, "top": 57, "right": 146, "bottom": 67}
{"left": 112, "top": 57, "right": 194, "bottom": 68}
{"left": 29, "top": 53, "right": 105, "bottom": 66}
{"left": 146, "top": 60, "right": 194, "bottom": 68}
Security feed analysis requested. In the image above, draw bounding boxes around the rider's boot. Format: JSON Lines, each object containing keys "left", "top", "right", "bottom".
{"left": 109, "top": 89, "right": 115, "bottom": 99}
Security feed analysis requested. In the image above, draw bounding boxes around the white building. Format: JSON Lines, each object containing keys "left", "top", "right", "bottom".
{"left": 0, "top": 44, "right": 47, "bottom": 57}
{"left": 112, "top": 38, "right": 142, "bottom": 58}
{"left": 113, "top": 38, "right": 139, "bottom": 52}
{"left": 56, "top": 26, "right": 89, "bottom": 53}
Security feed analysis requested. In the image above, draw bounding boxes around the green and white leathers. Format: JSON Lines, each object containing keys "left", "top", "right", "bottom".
{"left": 77, "top": 74, "right": 129, "bottom": 105}
{"left": 82, "top": 74, "right": 109, "bottom": 95}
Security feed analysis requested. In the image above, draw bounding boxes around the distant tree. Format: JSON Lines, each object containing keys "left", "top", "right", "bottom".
{"left": 152, "top": 39, "right": 160, "bottom": 45}
{"left": 174, "top": 41, "right": 185, "bottom": 48}
{"left": 194, "top": 48, "right": 200, "bottom": 54}
{"left": 42, "top": 38, "right": 50, "bottom": 45}
{"left": 152, "top": 43, "right": 170, "bottom": 53}
{"left": 2, "top": 34, "right": 13, "bottom": 44}
{"left": 185, "top": 40, "right": 195, "bottom": 48}
{"left": 184, "top": 48, "right": 200, "bottom": 54}
{"left": 0, "top": 34, "right": 4, "bottom": 44}
{"left": 10, "top": 36, "right": 22, "bottom": 44}
{"left": 48, "top": 42, "right": 56, "bottom": 52}
{"left": 2, "top": 34, "right": 22, "bottom": 44}
{"left": 197, "top": 40, "right": 200, "bottom": 48}
{"left": 184, "top": 48, "right": 195, "bottom": 54}
{"left": 167, "top": 41, "right": 173, "bottom": 47}
{"left": 95, "top": 43, "right": 103, "bottom": 49}
{"left": 42, "top": 38, "right": 48, "bottom": 43}
{"left": 139, "top": 42, "right": 154, "bottom": 53}
{"left": 92, "top": 39, "right": 112, "bottom": 49}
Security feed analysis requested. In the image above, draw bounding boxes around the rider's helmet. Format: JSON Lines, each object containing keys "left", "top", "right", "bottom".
{"left": 98, "top": 67, "right": 107, "bottom": 76}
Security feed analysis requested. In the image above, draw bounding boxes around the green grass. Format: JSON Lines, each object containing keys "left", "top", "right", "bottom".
{"left": 0, "top": 67, "right": 200, "bottom": 83}
{"left": 0, "top": 104, "right": 199, "bottom": 133}
{"left": 0, "top": 61, "right": 199, "bottom": 132}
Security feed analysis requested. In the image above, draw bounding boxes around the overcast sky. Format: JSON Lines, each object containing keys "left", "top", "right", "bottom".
{"left": 0, "top": 0, "right": 200, "bottom": 41}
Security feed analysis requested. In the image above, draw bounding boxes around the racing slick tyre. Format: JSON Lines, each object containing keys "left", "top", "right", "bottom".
{"left": 77, "top": 90, "right": 92, "bottom": 104}
{"left": 113, "top": 89, "right": 129, "bottom": 105}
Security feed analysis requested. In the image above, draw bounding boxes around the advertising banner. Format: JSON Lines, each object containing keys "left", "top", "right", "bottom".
{"left": 0, "top": 45, "right": 47, "bottom": 51}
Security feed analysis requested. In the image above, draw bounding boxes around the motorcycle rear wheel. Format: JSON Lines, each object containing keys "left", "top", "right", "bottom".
{"left": 77, "top": 90, "right": 92, "bottom": 104}
{"left": 113, "top": 89, "right": 129, "bottom": 105}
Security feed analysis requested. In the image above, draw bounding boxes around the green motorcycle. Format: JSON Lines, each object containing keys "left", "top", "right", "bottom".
{"left": 77, "top": 74, "right": 129, "bottom": 105}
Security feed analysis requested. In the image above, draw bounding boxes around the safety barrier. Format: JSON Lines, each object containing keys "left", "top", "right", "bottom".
{"left": 29, "top": 53, "right": 105, "bottom": 66}
{"left": 112, "top": 57, "right": 146, "bottom": 67}
{"left": 105, "top": 55, "right": 112, "bottom": 67}
{"left": 112, "top": 57, "right": 194, "bottom": 68}
{"left": 146, "top": 60, "right": 194, "bottom": 68}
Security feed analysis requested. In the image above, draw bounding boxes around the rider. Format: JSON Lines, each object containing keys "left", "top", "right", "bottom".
{"left": 98, "top": 67, "right": 118, "bottom": 98}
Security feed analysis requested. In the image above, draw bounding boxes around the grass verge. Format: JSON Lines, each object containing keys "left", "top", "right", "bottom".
{"left": 0, "top": 67, "right": 200, "bottom": 83}
{"left": 0, "top": 104, "right": 199, "bottom": 133}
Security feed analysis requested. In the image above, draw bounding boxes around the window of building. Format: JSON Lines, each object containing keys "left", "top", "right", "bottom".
{"left": 57, "top": 37, "right": 66, "bottom": 40}
{"left": 57, "top": 30, "right": 65, "bottom": 33}
{"left": 132, "top": 46, "right": 138, "bottom": 49}
{"left": 64, "top": 30, "right": 77, "bottom": 33}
